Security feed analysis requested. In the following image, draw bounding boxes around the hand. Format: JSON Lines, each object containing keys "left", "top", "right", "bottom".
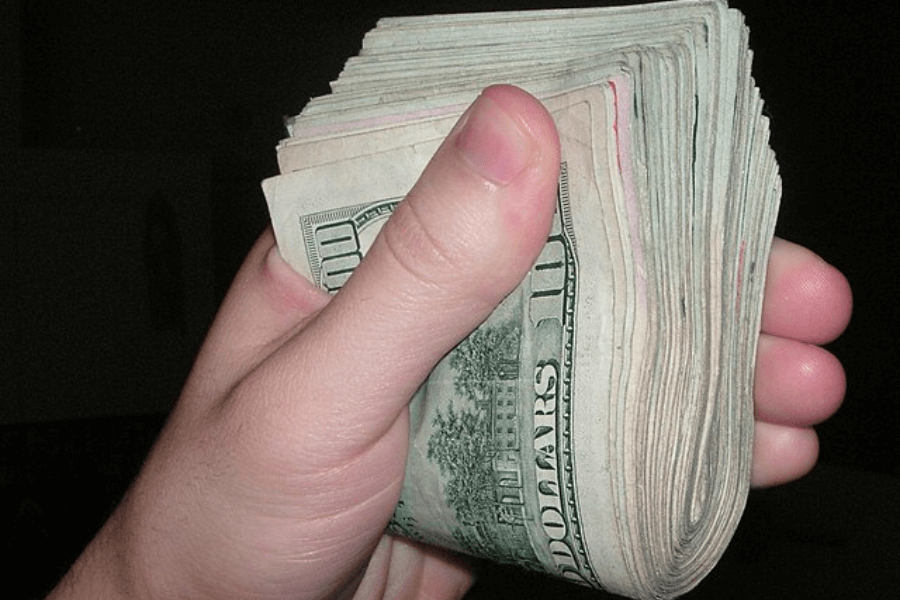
{"left": 752, "top": 237, "right": 850, "bottom": 486}
{"left": 48, "top": 86, "right": 850, "bottom": 600}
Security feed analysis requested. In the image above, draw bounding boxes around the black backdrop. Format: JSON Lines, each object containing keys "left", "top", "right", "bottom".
{"left": 3, "top": 1, "right": 898, "bottom": 598}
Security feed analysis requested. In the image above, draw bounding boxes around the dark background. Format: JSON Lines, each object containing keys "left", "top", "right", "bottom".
{"left": 2, "top": 0, "right": 898, "bottom": 598}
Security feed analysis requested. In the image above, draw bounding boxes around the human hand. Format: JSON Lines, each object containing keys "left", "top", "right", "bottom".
{"left": 48, "top": 86, "right": 850, "bottom": 600}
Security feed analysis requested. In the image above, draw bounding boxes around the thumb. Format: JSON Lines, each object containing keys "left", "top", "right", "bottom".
{"left": 243, "top": 85, "right": 560, "bottom": 455}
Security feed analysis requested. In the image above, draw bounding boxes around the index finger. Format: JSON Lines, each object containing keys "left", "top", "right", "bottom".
{"left": 760, "top": 238, "right": 852, "bottom": 344}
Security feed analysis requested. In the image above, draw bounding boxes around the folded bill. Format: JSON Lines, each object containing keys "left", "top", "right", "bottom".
{"left": 262, "top": 1, "right": 780, "bottom": 598}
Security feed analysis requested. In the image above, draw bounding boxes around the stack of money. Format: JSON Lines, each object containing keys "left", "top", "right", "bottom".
{"left": 263, "top": 1, "right": 780, "bottom": 598}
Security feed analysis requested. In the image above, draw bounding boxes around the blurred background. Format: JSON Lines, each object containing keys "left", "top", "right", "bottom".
{"left": 2, "top": 1, "right": 897, "bottom": 597}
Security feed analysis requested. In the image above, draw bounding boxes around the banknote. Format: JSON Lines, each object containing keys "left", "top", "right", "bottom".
{"left": 262, "top": 1, "right": 779, "bottom": 598}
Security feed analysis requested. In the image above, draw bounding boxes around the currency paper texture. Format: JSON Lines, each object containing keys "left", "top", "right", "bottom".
{"left": 262, "top": 1, "right": 780, "bottom": 598}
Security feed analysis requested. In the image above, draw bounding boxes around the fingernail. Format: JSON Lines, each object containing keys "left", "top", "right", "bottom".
{"left": 455, "top": 93, "right": 536, "bottom": 185}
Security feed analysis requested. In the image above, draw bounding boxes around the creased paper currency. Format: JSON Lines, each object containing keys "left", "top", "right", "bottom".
{"left": 262, "top": 2, "right": 780, "bottom": 598}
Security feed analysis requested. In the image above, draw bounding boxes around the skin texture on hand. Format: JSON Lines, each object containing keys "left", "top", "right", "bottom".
{"left": 751, "top": 238, "right": 851, "bottom": 487}
{"left": 46, "top": 86, "right": 851, "bottom": 600}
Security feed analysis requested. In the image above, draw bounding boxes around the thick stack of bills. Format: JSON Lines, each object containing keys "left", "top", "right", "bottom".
{"left": 262, "top": 1, "right": 780, "bottom": 598}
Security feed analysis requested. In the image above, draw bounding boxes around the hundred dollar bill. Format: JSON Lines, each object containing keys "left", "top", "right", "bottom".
{"left": 262, "top": 2, "right": 780, "bottom": 598}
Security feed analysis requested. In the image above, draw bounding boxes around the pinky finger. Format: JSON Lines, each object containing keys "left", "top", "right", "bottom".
{"left": 751, "top": 422, "right": 819, "bottom": 488}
